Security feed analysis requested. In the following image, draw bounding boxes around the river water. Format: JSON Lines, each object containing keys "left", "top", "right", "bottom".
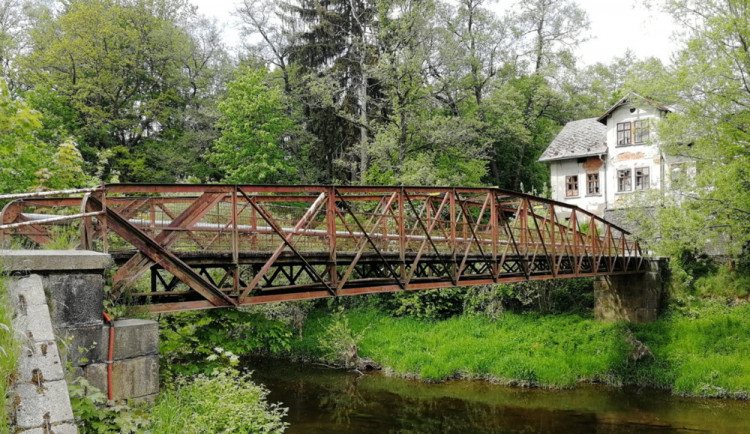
{"left": 246, "top": 359, "right": 750, "bottom": 434}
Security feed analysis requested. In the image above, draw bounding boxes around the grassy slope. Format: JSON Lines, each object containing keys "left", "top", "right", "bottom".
{"left": 629, "top": 301, "right": 750, "bottom": 398}
{"left": 290, "top": 303, "right": 750, "bottom": 397}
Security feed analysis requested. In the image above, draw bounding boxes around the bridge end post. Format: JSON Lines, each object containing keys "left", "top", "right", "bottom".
{"left": 594, "top": 258, "right": 668, "bottom": 323}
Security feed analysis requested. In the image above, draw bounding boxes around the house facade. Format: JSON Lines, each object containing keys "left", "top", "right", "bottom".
{"left": 538, "top": 93, "right": 684, "bottom": 220}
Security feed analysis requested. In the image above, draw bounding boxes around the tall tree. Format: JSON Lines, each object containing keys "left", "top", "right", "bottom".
{"left": 21, "top": 0, "right": 226, "bottom": 182}
{"left": 210, "top": 67, "right": 297, "bottom": 184}
{"left": 284, "top": 0, "right": 380, "bottom": 182}
{"left": 629, "top": 0, "right": 750, "bottom": 258}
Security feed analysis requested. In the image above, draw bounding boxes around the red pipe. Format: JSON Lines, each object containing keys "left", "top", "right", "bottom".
{"left": 102, "top": 312, "right": 114, "bottom": 402}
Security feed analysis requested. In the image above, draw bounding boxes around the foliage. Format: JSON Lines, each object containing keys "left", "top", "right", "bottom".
{"left": 0, "top": 79, "right": 54, "bottom": 194}
{"left": 372, "top": 279, "right": 594, "bottom": 321}
{"left": 383, "top": 288, "right": 466, "bottom": 321}
{"left": 22, "top": 0, "right": 228, "bottom": 182}
{"left": 0, "top": 273, "right": 20, "bottom": 430}
{"left": 149, "top": 367, "right": 288, "bottom": 434}
{"left": 159, "top": 309, "right": 292, "bottom": 377}
{"left": 68, "top": 377, "right": 150, "bottom": 433}
{"left": 245, "top": 300, "right": 316, "bottom": 338}
{"left": 317, "top": 308, "right": 366, "bottom": 368}
{"left": 210, "top": 66, "right": 298, "bottom": 183}
{"left": 625, "top": 0, "right": 750, "bottom": 260}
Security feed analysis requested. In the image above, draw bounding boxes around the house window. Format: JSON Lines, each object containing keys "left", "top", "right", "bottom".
{"left": 617, "top": 169, "right": 632, "bottom": 192}
{"left": 635, "top": 167, "right": 650, "bottom": 190}
{"left": 634, "top": 120, "right": 649, "bottom": 143}
{"left": 587, "top": 173, "right": 600, "bottom": 195}
{"left": 617, "top": 122, "right": 631, "bottom": 145}
{"left": 566, "top": 175, "right": 579, "bottom": 197}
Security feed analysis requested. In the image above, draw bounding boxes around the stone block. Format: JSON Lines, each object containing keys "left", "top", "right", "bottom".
{"left": 9, "top": 275, "right": 47, "bottom": 309}
{"left": 14, "top": 380, "right": 74, "bottom": 429}
{"left": 19, "top": 423, "right": 78, "bottom": 434}
{"left": 15, "top": 305, "right": 55, "bottom": 342}
{"left": 57, "top": 325, "right": 106, "bottom": 367}
{"left": 594, "top": 269, "right": 664, "bottom": 323}
{"left": 43, "top": 274, "right": 104, "bottom": 328}
{"left": 18, "top": 340, "right": 65, "bottom": 384}
{"left": 103, "top": 319, "right": 159, "bottom": 360}
{"left": 85, "top": 355, "right": 160, "bottom": 401}
{"left": 0, "top": 250, "right": 111, "bottom": 273}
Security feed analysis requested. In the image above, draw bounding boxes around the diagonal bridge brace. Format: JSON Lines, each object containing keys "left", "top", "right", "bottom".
{"left": 238, "top": 190, "right": 335, "bottom": 302}
{"left": 110, "top": 192, "right": 227, "bottom": 296}
{"left": 86, "top": 195, "right": 237, "bottom": 308}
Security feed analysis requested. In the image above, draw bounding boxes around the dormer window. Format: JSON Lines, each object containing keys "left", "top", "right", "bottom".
{"left": 617, "top": 121, "right": 650, "bottom": 146}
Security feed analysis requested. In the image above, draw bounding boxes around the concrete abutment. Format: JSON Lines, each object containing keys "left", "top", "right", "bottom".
{"left": 2, "top": 250, "right": 159, "bottom": 433}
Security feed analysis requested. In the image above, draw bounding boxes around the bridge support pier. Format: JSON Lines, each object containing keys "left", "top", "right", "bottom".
{"left": 2, "top": 250, "right": 159, "bottom": 418}
{"left": 594, "top": 259, "right": 667, "bottom": 323}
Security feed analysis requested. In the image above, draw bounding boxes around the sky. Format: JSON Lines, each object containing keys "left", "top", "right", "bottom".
{"left": 192, "top": 0, "right": 680, "bottom": 67}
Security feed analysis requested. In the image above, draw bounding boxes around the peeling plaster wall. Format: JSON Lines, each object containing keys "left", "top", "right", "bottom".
{"left": 603, "top": 104, "right": 664, "bottom": 209}
{"left": 549, "top": 157, "right": 606, "bottom": 217}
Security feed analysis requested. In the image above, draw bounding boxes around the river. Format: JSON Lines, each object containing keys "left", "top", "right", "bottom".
{"left": 245, "top": 358, "right": 750, "bottom": 433}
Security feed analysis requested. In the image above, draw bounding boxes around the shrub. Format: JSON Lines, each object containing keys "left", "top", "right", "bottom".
{"left": 150, "top": 368, "right": 288, "bottom": 434}
{"left": 318, "top": 309, "right": 366, "bottom": 368}
{"left": 384, "top": 288, "right": 466, "bottom": 320}
{"left": 159, "top": 309, "right": 292, "bottom": 377}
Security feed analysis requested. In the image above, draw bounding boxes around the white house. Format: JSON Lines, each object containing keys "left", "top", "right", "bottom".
{"left": 538, "top": 93, "right": 689, "bottom": 222}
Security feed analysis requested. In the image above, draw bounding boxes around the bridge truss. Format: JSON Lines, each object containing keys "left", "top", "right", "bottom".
{"left": 0, "top": 184, "right": 646, "bottom": 313}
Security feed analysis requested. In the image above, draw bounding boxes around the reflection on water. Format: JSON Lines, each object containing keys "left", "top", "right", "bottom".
{"left": 246, "top": 359, "right": 750, "bottom": 434}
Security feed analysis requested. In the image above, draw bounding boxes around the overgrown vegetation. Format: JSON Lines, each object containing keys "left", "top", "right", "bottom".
{"left": 69, "top": 377, "right": 150, "bottom": 433}
{"left": 150, "top": 367, "right": 288, "bottom": 433}
{"left": 0, "top": 274, "right": 20, "bottom": 430}
{"left": 159, "top": 309, "right": 292, "bottom": 377}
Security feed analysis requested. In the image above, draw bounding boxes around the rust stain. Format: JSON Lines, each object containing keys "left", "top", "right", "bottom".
{"left": 582, "top": 157, "right": 603, "bottom": 173}
{"left": 616, "top": 152, "right": 645, "bottom": 162}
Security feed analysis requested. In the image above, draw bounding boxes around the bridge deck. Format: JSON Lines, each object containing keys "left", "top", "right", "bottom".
{"left": 1, "top": 184, "right": 646, "bottom": 312}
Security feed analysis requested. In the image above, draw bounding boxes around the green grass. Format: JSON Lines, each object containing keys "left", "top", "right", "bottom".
{"left": 290, "top": 303, "right": 750, "bottom": 397}
{"left": 0, "top": 273, "right": 20, "bottom": 431}
{"left": 630, "top": 300, "right": 750, "bottom": 398}
{"left": 292, "top": 309, "right": 631, "bottom": 388}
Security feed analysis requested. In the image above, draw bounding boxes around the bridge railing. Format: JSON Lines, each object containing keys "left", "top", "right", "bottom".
{"left": 0, "top": 184, "right": 645, "bottom": 312}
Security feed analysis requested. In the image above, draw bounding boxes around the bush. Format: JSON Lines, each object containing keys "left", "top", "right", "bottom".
{"left": 159, "top": 309, "right": 292, "bottom": 377}
{"left": 150, "top": 368, "right": 288, "bottom": 434}
{"left": 317, "top": 309, "right": 366, "bottom": 367}
{"left": 381, "top": 288, "right": 466, "bottom": 320}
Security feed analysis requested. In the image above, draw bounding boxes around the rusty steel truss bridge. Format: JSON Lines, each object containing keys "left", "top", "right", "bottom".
{"left": 0, "top": 184, "right": 646, "bottom": 313}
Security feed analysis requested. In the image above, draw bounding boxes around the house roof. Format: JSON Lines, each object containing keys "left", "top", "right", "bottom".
{"left": 537, "top": 118, "right": 607, "bottom": 162}
{"left": 596, "top": 92, "right": 671, "bottom": 123}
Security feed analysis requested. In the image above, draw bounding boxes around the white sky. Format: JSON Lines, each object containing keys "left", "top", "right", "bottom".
{"left": 193, "top": 0, "right": 680, "bottom": 67}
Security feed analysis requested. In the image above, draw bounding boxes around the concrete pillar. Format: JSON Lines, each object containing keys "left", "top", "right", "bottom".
{"left": 594, "top": 259, "right": 667, "bottom": 323}
{"left": 2, "top": 250, "right": 160, "bottom": 404}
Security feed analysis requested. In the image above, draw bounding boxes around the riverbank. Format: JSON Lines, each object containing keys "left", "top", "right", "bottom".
{"left": 287, "top": 300, "right": 750, "bottom": 398}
